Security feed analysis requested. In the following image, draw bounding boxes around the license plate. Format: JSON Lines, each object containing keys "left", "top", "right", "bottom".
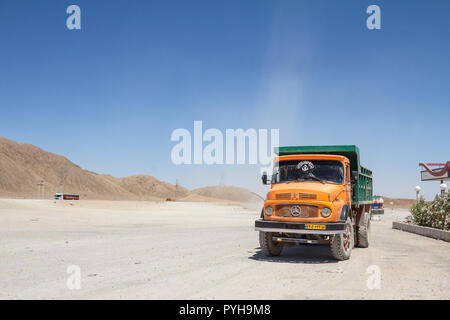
{"left": 305, "top": 224, "right": 326, "bottom": 230}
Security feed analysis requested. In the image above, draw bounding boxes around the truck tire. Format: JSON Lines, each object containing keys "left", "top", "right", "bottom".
{"left": 329, "top": 217, "right": 354, "bottom": 261}
{"left": 357, "top": 212, "right": 371, "bottom": 248}
{"left": 259, "top": 232, "right": 283, "bottom": 257}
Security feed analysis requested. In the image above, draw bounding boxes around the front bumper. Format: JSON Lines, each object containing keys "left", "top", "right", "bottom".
{"left": 372, "top": 208, "right": 384, "bottom": 215}
{"left": 255, "top": 219, "right": 346, "bottom": 235}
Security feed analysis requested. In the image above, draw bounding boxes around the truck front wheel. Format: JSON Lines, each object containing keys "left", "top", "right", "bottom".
{"left": 259, "top": 232, "right": 283, "bottom": 257}
{"left": 329, "top": 217, "right": 354, "bottom": 261}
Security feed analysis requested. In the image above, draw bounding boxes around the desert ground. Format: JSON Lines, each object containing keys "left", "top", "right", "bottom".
{"left": 0, "top": 199, "right": 449, "bottom": 299}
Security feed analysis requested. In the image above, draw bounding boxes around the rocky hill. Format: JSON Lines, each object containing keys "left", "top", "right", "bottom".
{"left": 0, "top": 136, "right": 187, "bottom": 200}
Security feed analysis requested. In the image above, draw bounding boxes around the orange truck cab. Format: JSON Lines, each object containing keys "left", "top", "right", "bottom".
{"left": 255, "top": 145, "right": 373, "bottom": 260}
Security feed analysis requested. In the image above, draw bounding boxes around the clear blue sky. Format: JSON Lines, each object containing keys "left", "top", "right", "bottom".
{"left": 1, "top": 0, "right": 449, "bottom": 200}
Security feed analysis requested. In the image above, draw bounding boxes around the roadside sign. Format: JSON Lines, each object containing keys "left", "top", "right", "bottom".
{"left": 420, "top": 169, "right": 450, "bottom": 181}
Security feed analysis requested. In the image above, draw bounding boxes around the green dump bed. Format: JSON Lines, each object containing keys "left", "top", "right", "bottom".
{"left": 275, "top": 145, "right": 373, "bottom": 205}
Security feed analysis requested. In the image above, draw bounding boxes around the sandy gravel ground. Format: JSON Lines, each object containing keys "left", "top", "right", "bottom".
{"left": 0, "top": 199, "right": 448, "bottom": 299}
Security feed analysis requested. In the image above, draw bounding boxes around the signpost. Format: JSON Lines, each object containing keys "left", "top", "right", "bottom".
{"left": 419, "top": 162, "right": 450, "bottom": 198}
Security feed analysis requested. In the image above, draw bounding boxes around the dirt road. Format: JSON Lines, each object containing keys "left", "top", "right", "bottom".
{"left": 0, "top": 199, "right": 448, "bottom": 299}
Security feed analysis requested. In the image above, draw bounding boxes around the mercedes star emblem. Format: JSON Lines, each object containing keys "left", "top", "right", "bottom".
{"left": 290, "top": 205, "right": 302, "bottom": 217}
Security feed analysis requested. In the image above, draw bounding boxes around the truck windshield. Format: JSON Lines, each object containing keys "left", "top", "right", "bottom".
{"left": 272, "top": 159, "right": 344, "bottom": 184}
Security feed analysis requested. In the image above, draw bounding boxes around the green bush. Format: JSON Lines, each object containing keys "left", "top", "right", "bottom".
{"left": 410, "top": 193, "right": 450, "bottom": 231}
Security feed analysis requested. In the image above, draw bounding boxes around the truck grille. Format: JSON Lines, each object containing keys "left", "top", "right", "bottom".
{"left": 275, "top": 193, "right": 291, "bottom": 200}
{"left": 298, "top": 193, "right": 317, "bottom": 200}
{"left": 274, "top": 204, "right": 319, "bottom": 218}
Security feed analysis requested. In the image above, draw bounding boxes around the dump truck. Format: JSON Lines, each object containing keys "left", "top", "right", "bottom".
{"left": 255, "top": 145, "right": 373, "bottom": 260}
{"left": 372, "top": 195, "right": 384, "bottom": 215}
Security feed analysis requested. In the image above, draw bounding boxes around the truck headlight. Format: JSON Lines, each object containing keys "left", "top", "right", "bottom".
{"left": 321, "top": 207, "right": 332, "bottom": 217}
{"left": 265, "top": 206, "right": 273, "bottom": 216}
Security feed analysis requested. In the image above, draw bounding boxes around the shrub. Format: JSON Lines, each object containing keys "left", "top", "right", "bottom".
{"left": 410, "top": 193, "right": 450, "bottom": 231}
{"left": 410, "top": 196, "right": 428, "bottom": 226}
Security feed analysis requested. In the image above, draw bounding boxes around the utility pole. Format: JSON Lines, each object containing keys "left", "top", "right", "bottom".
{"left": 174, "top": 179, "right": 179, "bottom": 201}
{"left": 37, "top": 180, "right": 44, "bottom": 199}
{"left": 59, "top": 167, "right": 66, "bottom": 193}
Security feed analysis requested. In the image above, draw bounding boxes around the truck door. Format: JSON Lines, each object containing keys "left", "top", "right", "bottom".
{"left": 345, "top": 163, "right": 352, "bottom": 204}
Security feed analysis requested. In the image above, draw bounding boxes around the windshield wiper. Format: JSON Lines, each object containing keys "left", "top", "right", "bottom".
{"left": 284, "top": 180, "right": 301, "bottom": 184}
{"left": 281, "top": 176, "right": 326, "bottom": 184}
{"left": 282, "top": 179, "right": 306, "bottom": 184}
{"left": 306, "top": 174, "right": 325, "bottom": 184}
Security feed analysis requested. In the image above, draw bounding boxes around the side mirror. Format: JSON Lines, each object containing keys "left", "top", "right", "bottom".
{"left": 351, "top": 171, "right": 358, "bottom": 184}
{"left": 262, "top": 172, "right": 268, "bottom": 185}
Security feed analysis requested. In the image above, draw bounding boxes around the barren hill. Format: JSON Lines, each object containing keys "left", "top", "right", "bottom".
{"left": 382, "top": 196, "right": 415, "bottom": 209}
{"left": 0, "top": 137, "right": 187, "bottom": 200}
{"left": 0, "top": 136, "right": 412, "bottom": 208}
{"left": 0, "top": 137, "right": 255, "bottom": 204}
{"left": 182, "top": 186, "right": 264, "bottom": 205}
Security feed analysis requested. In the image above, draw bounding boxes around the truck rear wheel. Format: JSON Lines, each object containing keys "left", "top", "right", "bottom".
{"left": 259, "top": 232, "right": 283, "bottom": 257}
{"left": 357, "top": 212, "right": 371, "bottom": 248}
{"left": 329, "top": 217, "right": 354, "bottom": 261}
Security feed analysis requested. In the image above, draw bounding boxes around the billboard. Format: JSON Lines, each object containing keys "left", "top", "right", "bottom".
{"left": 420, "top": 169, "right": 450, "bottom": 181}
